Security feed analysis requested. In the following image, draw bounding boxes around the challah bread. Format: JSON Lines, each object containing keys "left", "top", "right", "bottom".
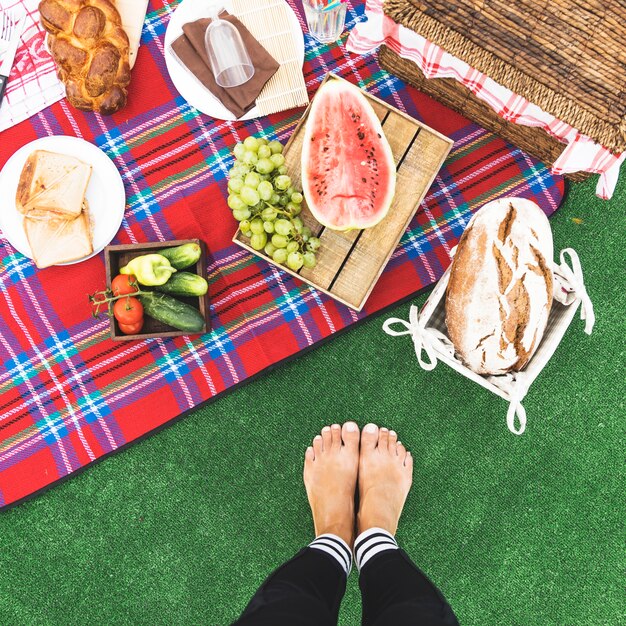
{"left": 445, "top": 198, "right": 554, "bottom": 375}
{"left": 39, "top": 0, "right": 131, "bottom": 114}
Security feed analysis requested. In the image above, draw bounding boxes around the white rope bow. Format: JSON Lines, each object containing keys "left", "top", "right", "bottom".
{"left": 553, "top": 248, "right": 595, "bottom": 335}
{"left": 383, "top": 247, "right": 593, "bottom": 437}
{"left": 502, "top": 371, "right": 531, "bottom": 436}
{"left": 382, "top": 305, "right": 454, "bottom": 371}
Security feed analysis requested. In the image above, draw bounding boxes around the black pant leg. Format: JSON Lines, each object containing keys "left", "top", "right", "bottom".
{"left": 233, "top": 547, "right": 347, "bottom": 626}
{"left": 359, "top": 549, "right": 459, "bottom": 626}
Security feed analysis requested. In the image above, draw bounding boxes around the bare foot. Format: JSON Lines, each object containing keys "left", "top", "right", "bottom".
{"left": 357, "top": 424, "right": 413, "bottom": 536}
{"left": 304, "top": 422, "right": 360, "bottom": 547}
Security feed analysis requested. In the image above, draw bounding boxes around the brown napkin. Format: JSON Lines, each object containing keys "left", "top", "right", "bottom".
{"left": 171, "top": 13, "right": 280, "bottom": 119}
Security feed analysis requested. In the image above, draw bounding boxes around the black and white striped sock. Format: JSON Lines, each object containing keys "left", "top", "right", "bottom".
{"left": 353, "top": 527, "right": 399, "bottom": 570}
{"left": 309, "top": 534, "right": 353, "bottom": 575}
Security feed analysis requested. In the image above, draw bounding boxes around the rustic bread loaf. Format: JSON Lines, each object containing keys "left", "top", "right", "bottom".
{"left": 39, "top": 0, "right": 131, "bottom": 114}
{"left": 445, "top": 198, "right": 554, "bottom": 375}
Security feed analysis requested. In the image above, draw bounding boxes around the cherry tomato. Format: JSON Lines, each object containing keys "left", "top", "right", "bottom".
{"left": 118, "top": 320, "right": 144, "bottom": 335}
{"left": 113, "top": 296, "right": 144, "bottom": 325}
{"left": 111, "top": 274, "right": 139, "bottom": 296}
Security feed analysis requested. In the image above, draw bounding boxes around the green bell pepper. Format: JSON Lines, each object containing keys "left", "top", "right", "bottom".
{"left": 120, "top": 254, "right": 177, "bottom": 286}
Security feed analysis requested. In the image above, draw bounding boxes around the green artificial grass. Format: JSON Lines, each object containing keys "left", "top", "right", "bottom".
{"left": 1, "top": 173, "right": 624, "bottom": 626}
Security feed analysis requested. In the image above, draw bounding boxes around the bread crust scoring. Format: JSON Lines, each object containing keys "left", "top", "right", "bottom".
{"left": 446, "top": 198, "right": 554, "bottom": 375}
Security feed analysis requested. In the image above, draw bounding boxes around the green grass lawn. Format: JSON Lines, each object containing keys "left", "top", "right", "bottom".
{"left": 1, "top": 173, "right": 624, "bottom": 626}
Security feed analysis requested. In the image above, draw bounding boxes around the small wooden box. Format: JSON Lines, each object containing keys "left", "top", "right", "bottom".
{"left": 104, "top": 239, "right": 210, "bottom": 341}
{"left": 233, "top": 73, "right": 453, "bottom": 311}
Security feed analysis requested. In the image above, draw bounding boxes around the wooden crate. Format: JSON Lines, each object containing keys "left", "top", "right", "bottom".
{"left": 104, "top": 239, "right": 209, "bottom": 341}
{"left": 233, "top": 73, "right": 453, "bottom": 311}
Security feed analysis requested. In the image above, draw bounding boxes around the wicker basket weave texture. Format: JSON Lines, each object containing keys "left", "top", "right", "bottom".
{"left": 384, "top": 0, "right": 626, "bottom": 153}
{"left": 378, "top": 46, "right": 590, "bottom": 181}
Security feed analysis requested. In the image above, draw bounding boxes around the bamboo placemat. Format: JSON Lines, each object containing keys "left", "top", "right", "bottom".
{"left": 384, "top": 0, "right": 626, "bottom": 153}
{"left": 232, "top": 0, "right": 309, "bottom": 115}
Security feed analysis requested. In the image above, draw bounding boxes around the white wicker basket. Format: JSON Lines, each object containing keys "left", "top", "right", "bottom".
{"left": 383, "top": 249, "right": 595, "bottom": 435}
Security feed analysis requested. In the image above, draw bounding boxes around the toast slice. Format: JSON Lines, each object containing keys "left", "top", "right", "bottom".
{"left": 24, "top": 206, "right": 93, "bottom": 269}
{"left": 16, "top": 150, "right": 92, "bottom": 218}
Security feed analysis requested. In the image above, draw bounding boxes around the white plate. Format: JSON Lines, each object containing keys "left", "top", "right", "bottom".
{"left": 164, "top": 0, "right": 305, "bottom": 121}
{"left": 0, "top": 136, "right": 126, "bottom": 266}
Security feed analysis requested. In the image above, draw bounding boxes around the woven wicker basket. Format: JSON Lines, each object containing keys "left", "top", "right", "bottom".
{"left": 379, "top": 0, "right": 626, "bottom": 180}
{"left": 379, "top": 47, "right": 588, "bottom": 181}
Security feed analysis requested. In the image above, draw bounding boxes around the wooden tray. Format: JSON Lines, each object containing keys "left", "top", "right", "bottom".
{"left": 104, "top": 239, "right": 210, "bottom": 341}
{"left": 233, "top": 73, "right": 453, "bottom": 311}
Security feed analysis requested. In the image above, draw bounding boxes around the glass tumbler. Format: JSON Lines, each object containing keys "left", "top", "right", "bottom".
{"left": 204, "top": 12, "right": 255, "bottom": 88}
{"left": 302, "top": 0, "right": 347, "bottom": 44}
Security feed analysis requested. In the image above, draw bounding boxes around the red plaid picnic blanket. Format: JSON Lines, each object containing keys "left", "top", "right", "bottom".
{"left": 0, "top": 0, "right": 564, "bottom": 510}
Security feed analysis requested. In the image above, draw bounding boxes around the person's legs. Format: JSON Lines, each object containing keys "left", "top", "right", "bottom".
{"left": 356, "top": 424, "right": 459, "bottom": 626}
{"left": 234, "top": 422, "right": 360, "bottom": 626}
{"left": 234, "top": 544, "right": 348, "bottom": 626}
{"left": 356, "top": 533, "right": 459, "bottom": 625}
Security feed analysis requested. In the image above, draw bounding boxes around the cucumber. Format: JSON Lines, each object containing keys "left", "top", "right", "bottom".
{"left": 155, "top": 272, "right": 208, "bottom": 297}
{"left": 157, "top": 243, "right": 202, "bottom": 270}
{"left": 139, "top": 292, "right": 206, "bottom": 334}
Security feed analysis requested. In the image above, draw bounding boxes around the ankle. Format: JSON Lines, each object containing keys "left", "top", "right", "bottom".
{"left": 357, "top": 511, "right": 398, "bottom": 537}
{"left": 316, "top": 522, "right": 354, "bottom": 548}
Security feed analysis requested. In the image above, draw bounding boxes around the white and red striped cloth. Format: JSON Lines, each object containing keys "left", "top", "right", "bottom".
{"left": 0, "top": 0, "right": 64, "bottom": 134}
{"left": 347, "top": 0, "right": 625, "bottom": 199}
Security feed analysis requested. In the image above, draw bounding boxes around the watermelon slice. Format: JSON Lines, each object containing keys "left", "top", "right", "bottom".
{"left": 301, "top": 80, "right": 396, "bottom": 231}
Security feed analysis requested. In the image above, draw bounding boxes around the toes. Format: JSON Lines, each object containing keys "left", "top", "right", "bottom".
{"left": 378, "top": 427, "right": 389, "bottom": 451}
{"left": 342, "top": 421, "right": 360, "bottom": 450}
{"left": 361, "top": 423, "right": 379, "bottom": 450}
{"left": 321, "top": 426, "right": 332, "bottom": 450}
{"left": 331, "top": 424, "right": 342, "bottom": 449}
{"left": 388, "top": 430, "right": 398, "bottom": 454}
{"left": 397, "top": 442, "right": 407, "bottom": 461}
{"left": 404, "top": 451, "right": 413, "bottom": 469}
{"left": 305, "top": 446, "right": 315, "bottom": 462}
{"left": 313, "top": 434, "right": 323, "bottom": 456}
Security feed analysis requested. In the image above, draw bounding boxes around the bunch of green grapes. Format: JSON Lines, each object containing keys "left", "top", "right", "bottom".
{"left": 227, "top": 136, "right": 320, "bottom": 272}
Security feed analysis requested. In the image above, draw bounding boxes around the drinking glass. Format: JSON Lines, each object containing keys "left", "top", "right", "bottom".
{"left": 302, "top": 0, "right": 347, "bottom": 44}
{"left": 204, "top": 10, "right": 254, "bottom": 88}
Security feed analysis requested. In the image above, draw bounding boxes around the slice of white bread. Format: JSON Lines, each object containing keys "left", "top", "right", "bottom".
{"left": 115, "top": 0, "right": 149, "bottom": 69}
{"left": 24, "top": 207, "right": 93, "bottom": 269}
{"left": 16, "top": 150, "right": 92, "bottom": 219}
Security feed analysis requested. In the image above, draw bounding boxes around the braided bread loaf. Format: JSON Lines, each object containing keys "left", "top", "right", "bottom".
{"left": 39, "top": 0, "right": 131, "bottom": 114}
